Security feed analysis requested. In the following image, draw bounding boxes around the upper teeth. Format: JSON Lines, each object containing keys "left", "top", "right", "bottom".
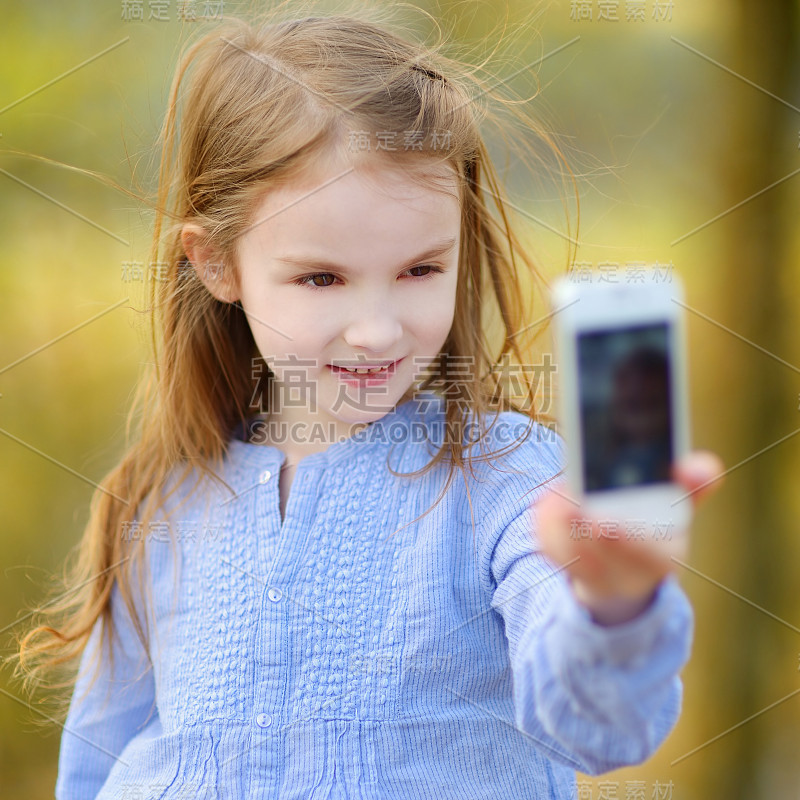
{"left": 339, "top": 365, "right": 389, "bottom": 373}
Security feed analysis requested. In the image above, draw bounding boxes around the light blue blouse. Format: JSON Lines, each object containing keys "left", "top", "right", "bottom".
{"left": 55, "top": 393, "right": 693, "bottom": 799}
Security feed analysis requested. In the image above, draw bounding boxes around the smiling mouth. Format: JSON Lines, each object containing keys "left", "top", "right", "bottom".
{"left": 328, "top": 359, "right": 403, "bottom": 377}
{"left": 332, "top": 364, "right": 390, "bottom": 374}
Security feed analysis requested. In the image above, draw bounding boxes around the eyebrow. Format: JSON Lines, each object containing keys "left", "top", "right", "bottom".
{"left": 274, "top": 236, "right": 458, "bottom": 272}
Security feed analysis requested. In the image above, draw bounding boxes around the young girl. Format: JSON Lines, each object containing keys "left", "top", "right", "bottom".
{"left": 16, "top": 5, "right": 721, "bottom": 799}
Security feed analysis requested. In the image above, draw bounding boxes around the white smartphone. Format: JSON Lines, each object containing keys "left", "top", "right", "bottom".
{"left": 551, "top": 274, "right": 692, "bottom": 536}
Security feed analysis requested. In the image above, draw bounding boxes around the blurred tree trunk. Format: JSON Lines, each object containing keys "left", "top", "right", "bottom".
{"left": 702, "top": 2, "right": 799, "bottom": 796}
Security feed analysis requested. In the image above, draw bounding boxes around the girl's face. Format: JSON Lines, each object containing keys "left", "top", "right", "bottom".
{"left": 206, "top": 149, "right": 462, "bottom": 441}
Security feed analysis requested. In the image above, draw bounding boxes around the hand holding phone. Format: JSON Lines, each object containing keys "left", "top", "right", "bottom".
{"left": 535, "top": 449, "right": 723, "bottom": 623}
{"left": 536, "top": 272, "right": 723, "bottom": 624}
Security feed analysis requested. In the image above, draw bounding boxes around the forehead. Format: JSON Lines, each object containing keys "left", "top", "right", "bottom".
{"left": 241, "top": 151, "right": 462, "bottom": 252}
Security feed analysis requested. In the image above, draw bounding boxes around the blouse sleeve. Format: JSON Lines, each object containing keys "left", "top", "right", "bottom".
{"left": 487, "top": 498, "right": 694, "bottom": 776}
{"left": 55, "top": 579, "right": 158, "bottom": 800}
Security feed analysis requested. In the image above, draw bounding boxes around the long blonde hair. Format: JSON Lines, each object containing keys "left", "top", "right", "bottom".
{"left": 10, "top": 0, "right": 575, "bottom": 713}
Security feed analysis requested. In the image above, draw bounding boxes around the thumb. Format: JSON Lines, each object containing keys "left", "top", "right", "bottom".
{"left": 672, "top": 450, "right": 725, "bottom": 505}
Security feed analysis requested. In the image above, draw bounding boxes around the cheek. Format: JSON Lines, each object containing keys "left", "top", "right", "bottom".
{"left": 411, "top": 288, "right": 457, "bottom": 340}
{"left": 251, "top": 316, "right": 343, "bottom": 376}
{"left": 240, "top": 288, "right": 324, "bottom": 349}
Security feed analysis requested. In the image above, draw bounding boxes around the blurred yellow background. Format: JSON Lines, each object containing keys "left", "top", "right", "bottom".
{"left": 2, "top": 1, "right": 799, "bottom": 797}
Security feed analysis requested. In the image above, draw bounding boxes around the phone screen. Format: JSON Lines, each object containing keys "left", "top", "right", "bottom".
{"left": 577, "top": 323, "right": 673, "bottom": 492}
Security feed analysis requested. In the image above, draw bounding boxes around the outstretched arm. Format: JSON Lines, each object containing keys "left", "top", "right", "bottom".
{"left": 488, "top": 449, "right": 722, "bottom": 775}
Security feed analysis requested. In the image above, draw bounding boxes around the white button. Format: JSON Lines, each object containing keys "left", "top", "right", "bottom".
{"left": 256, "top": 713, "right": 272, "bottom": 728}
{"left": 268, "top": 587, "right": 282, "bottom": 602}
{"left": 260, "top": 470, "right": 272, "bottom": 484}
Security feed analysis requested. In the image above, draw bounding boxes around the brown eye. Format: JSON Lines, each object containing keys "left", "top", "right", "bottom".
{"left": 404, "top": 265, "right": 443, "bottom": 280}
{"left": 309, "top": 274, "right": 336, "bottom": 287}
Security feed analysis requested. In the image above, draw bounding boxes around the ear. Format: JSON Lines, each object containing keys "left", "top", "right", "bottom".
{"left": 181, "top": 223, "right": 240, "bottom": 303}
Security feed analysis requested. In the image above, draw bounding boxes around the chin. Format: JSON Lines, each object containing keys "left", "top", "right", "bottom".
{"left": 336, "top": 407, "right": 394, "bottom": 426}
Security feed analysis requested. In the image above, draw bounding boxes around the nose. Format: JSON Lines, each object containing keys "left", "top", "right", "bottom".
{"left": 342, "top": 301, "right": 403, "bottom": 354}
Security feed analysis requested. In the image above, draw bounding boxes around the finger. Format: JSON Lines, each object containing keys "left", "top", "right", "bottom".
{"left": 672, "top": 450, "right": 725, "bottom": 504}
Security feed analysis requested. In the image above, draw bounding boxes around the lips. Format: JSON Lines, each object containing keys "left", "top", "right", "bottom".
{"left": 332, "top": 364, "right": 390, "bottom": 374}
{"left": 328, "top": 358, "right": 403, "bottom": 381}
